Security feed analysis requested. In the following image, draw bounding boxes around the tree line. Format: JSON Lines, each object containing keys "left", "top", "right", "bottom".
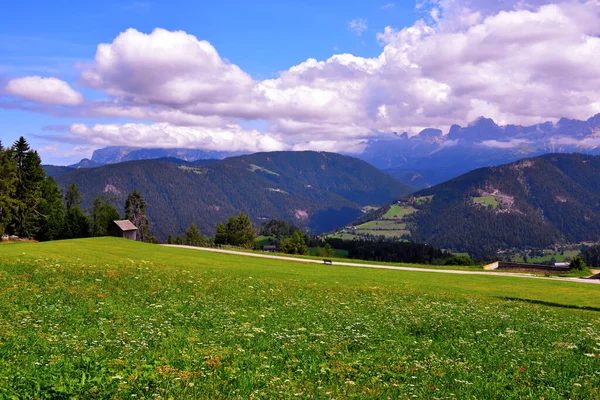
{"left": 0, "top": 137, "right": 152, "bottom": 242}
{"left": 169, "top": 215, "right": 450, "bottom": 264}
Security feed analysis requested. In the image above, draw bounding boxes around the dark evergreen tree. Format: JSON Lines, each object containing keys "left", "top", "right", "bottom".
{"left": 11, "top": 137, "right": 45, "bottom": 238}
{"left": 63, "top": 207, "right": 91, "bottom": 239}
{"left": 125, "top": 190, "right": 151, "bottom": 242}
{"left": 231, "top": 212, "right": 255, "bottom": 248}
{"left": 62, "top": 183, "right": 90, "bottom": 239}
{"left": 323, "top": 243, "right": 335, "bottom": 257}
{"left": 582, "top": 245, "right": 600, "bottom": 267}
{"left": 216, "top": 212, "right": 255, "bottom": 248}
{"left": 184, "top": 224, "right": 205, "bottom": 247}
{"left": 214, "top": 222, "right": 227, "bottom": 245}
{"left": 280, "top": 230, "right": 308, "bottom": 255}
{"left": 37, "top": 177, "right": 65, "bottom": 241}
{"left": 65, "top": 184, "right": 82, "bottom": 211}
{"left": 0, "top": 142, "right": 17, "bottom": 236}
{"left": 569, "top": 255, "right": 587, "bottom": 271}
{"left": 91, "top": 195, "right": 121, "bottom": 237}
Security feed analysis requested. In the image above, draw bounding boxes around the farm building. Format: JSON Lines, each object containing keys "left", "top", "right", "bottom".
{"left": 109, "top": 220, "right": 138, "bottom": 240}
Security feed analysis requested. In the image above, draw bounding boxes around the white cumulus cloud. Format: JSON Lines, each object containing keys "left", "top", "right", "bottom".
{"left": 4, "top": 76, "right": 83, "bottom": 105}
{"left": 68, "top": 122, "right": 288, "bottom": 153}
{"left": 7, "top": 1, "right": 600, "bottom": 154}
{"left": 82, "top": 28, "right": 253, "bottom": 107}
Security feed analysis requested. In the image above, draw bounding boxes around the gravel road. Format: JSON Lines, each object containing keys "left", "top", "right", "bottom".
{"left": 162, "top": 245, "right": 600, "bottom": 285}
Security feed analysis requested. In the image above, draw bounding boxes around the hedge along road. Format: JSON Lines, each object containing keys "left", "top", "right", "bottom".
{"left": 162, "top": 245, "right": 600, "bottom": 285}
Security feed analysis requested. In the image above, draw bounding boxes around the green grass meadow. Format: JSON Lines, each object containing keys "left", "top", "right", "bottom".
{"left": 1, "top": 238, "right": 600, "bottom": 398}
{"left": 473, "top": 196, "right": 499, "bottom": 209}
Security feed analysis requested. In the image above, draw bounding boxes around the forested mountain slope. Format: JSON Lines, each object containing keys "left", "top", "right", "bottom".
{"left": 347, "top": 153, "right": 600, "bottom": 259}
{"left": 55, "top": 151, "right": 413, "bottom": 240}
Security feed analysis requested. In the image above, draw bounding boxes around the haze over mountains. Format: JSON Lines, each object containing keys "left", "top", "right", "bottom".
{"left": 49, "top": 113, "right": 600, "bottom": 189}
{"left": 53, "top": 151, "right": 413, "bottom": 240}
{"left": 362, "top": 113, "right": 600, "bottom": 188}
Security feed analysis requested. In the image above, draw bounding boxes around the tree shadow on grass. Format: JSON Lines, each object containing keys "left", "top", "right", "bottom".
{"left": 497, "top": 297, "right": 600, "bottom": 313}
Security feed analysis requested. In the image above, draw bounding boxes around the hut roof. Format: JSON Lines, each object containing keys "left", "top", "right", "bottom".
{"left": 113, "top": 220, "right": 138, "bottom": 231}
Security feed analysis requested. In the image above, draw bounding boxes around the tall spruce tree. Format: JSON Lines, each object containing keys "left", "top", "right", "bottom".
{"left": 0, "top": 142, "right": 17, "bottom": 236}
{"left": 230, "top": 212, "right": 255, "bottom": 248}
{"left": 280, "top": 230, "right": 308, "bottom": 255}
{"left": 184, "top": 224, "right": 205, "bottom": 247}
{"left": 215, "top": 212, "right": 255, "bottom": 248}
{"left": 63, "top": 183, "right": 90, "bottom": 239}
{"left": 125, "top": 190, "right": 151, "bottom": 242}
{"left": 214, "top": 221, "right": 227, "bottom": 245}
{"left": 11, "top": 137, "right": 45, "bottom": 237}
{"left": 91, "top": 195, "right": 120, "bottom": 237}
{"left": 37, "top": 177, "right": 66, "bottom": 241}
{"left": 65, "top": 184, "right": 82, "bottom": 211}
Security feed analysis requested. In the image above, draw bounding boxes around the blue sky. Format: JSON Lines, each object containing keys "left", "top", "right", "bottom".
{"left": 1, "top": 0, "right": 419, "bottom": 163}
{"left": 1, "top": 1, "right": 417, "bottom": 77}
{"left": 1, "top": 0, "right": 599, "bottom": 165}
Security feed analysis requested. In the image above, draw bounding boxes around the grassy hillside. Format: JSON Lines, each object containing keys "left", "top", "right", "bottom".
{"left": 0, "top": 238, "right": 599, "bottom": 398}
{"left": 55, "top": 151, "right": 413, "bottom": 239}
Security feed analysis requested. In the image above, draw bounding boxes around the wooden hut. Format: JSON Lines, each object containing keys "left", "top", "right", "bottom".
{"left": 110, "top": 220, "right": 138, "bottom": 240}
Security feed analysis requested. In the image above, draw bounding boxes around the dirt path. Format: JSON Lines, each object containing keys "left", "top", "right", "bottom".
{"left": 162, "top": 245, "right": 600, "bottom": 285}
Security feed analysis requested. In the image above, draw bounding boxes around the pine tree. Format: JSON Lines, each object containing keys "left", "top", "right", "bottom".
{"left": 233, "top": 212, "right": 255, "bottom": 248}
{"left": 216, "top": 212, "right": 255, "bottom": 248}
{"left": 214, "top": 222, "right": 227, "bottom": 245}
{"left": 11, "top": 137, "right": 45, "bottom": 237}
{"left": 125, "top": 190, "right": 151, "bottom": 242}
{"left": 323, "top": 243, "right": 335, "bottom": 257}
{"left": 91, "top": 195, "right": 120, "bottom": 237}
{"left": 62, "top": 183, "right": 90, "bottom": 239}
{"left": 184, "top": 224, "right": 205, "bottom": 247}
{"left": 63, "top": 207, "right": 91, "bottom": 239}
{"left": 37, "top": 177, "right": 66, "bottom": 241}
{"left": 280, "top": 230, "right": 308, "bottom": 255}
{"left": 65, "top": 184, "right": 82, "bottom": 211}
{"left": 0, "top": 142, "right": 17, "bottom": 236}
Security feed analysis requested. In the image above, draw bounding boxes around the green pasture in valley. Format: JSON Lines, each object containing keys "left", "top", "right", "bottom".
{"left": 473, "top": 196, "right": 499, "bottom": 209}
{"left": 0, "top": 238, "right": 599, "bottom": 399}
{"left": 382, "top": 205, "right": 417, "bottom": 219}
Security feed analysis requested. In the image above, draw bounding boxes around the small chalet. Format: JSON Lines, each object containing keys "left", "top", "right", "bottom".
{"left": 262, "top": 245, "right": 277, "bottom": 252}
{"left": 110, "top": 220, "right": 138, "bottom": 240}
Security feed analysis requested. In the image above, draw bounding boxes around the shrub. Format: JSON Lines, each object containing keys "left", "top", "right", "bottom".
{"left": 444, "top": 255, "right": 475, "bottom": 266}
{"left": 569, "top": 255, "right": 586, "bottom": 271}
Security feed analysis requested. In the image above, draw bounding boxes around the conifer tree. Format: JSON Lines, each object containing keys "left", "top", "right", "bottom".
{"left": 65, "top": 184, "right": 82, "bottom": 211}
{"left": 280, "top": 230, "right": 308, "bottom": 255}
{"left": 91, "top": 195, "right": 120, "bottom": 237}
{"left": 37, "top": 177, "right": 66, "bottom": 241}
{"left": 184, "top": 224, "right": 205, "bottom": 247}
{"left": 0, "top": 141, "right": 17, "bottom": 236}
{"left": 216, "top": 212, "right": 255, "bottom": 248}
{"left": 11, "top": 137, "right": 45, "bottom": 237}
{"left": 125, "top": 190, "right": 151, "bottom": 242}
{"left": 214, "top": 221, "right": 227, "bottom": 245}
{"left": 63, "top": 183, "right": 90, "bottom": 239}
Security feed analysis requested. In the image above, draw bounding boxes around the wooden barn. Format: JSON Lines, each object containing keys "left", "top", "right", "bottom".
{"left": 109, "top": 220, "right": 138, "bottom": 240}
